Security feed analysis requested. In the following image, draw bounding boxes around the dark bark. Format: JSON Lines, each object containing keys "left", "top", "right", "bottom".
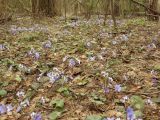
{"left": 32, "top": 0, "right": 56, "bottom": 17}
{"left": 111, "top": 0, "right": 117, "bottom": 30}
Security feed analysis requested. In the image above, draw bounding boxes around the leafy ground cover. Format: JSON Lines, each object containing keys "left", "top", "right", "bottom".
{"left": 0, "top": 16, "right": 160, "bottom": 120}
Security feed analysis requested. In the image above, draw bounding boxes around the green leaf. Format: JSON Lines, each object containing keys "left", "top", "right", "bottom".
{"left": 57, "top": 87, "right": 68, "bottom": 93}
{"left": 130, "top": 95, "right": 144, "bottom": 110}
{"left": 135, "top": 110, "right": 143, "bottom": 118}
{"left": 77, "top": 79, "right": 88, "bottom": 86}
{"left": 153, "top": 64, "right": 160, "bottom": 71}
{"left": 15, "top": 75, "right": 22, "bottom": 82}
{"left": 49, "top": 111, "right": 61, "bottom": 120}
{"left": 50, "top": 99, "right": 64, "bottom": 109}
{"left": 0, "top": 90, "right": 7, "bottom": 96}
{"left": 31, "top": 82, "right": 40, "bottom": 90}
{"left": 91, "top": 99, "right": 104, "bottom": 105}
{"left": 85, "top": 115, "right": 103, "bottom": 120}
{"left": 1, "top": 82, "right": 9, "bottom": 87}
{"left": 57, "top": 87, "right": 70, "bottom": 96}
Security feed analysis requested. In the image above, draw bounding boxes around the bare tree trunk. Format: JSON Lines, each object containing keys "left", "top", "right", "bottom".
{"left": 64, "top": 0, "right": 67, "bottom": 22}
{"left": 31, "top": 0, "right": 38, "bottom": 15}
{"left": 148, "top": 0, "right": 158, "bottom": 20}
{"left": 103, "top": 0, "right": 110, "bottom": 25}
{"left": 111, "top": 0, "right": 117, "bottom": 30}
{"left": 32, "top": 0, "right": 56, "bottom": 17}
{"left": 157, "top": 0, "right": 160, "bottom": 23}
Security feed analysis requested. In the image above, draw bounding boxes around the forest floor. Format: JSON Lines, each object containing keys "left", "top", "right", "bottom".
{"left": 0, "top": 16, "right": 160, "bottom": 120}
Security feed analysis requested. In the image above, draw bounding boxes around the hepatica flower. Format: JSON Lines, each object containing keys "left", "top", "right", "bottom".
{"left": 0, "top": 44, "right": 6, "bottom": 51}
{"left": 47, "top": 71, "right": 61, "bottom": 83}
{"left": 88, "top": 56, "right": 96, "bottom": 61}
{"left": 146, "top": 98, "right": 154, "bottom": 106}
{"left": 63, "top": 55, "right": 69, "bottom": 62}
{"left": 18, "top": 64, "right": 31, "bottom": 73}
{"left": 28, "top": 48, "right": 40, "bottom": 60}
{"left": 127, "top": 107, "right": 135, "bottom": 120}
{"left": 120, "top": 34, "right": 129, "bottom": 41}
{"left": 31, "top": 112, "right": 42, "bottom": 120}
{"left": 17, "top": 98, "right": 30, "bottom": 113}
{"left": 63, "top": 56, "right": 80, "bottom": 67}
{"left": 40, "top": 97, "right": 45, "bottom": 104}
{"left": 152, "top": 77, "right": 158, "bottom": 86}
{"left": 101, "top": 71, "right": 109, "bottom": 78}
{"left": 16, "top": 90, "right": 25, "bottom": 98}
{"left": 147, "top": 43, "right": 156, "bottom": 50}
{"left": 20, "top": 98, "right": 30, "bottom": 107}
{"left": 112, "top": 40, "right": 117, "bottom": 45}
{"left": 34, "top": 52, "right": 40, "bottom": 60}
{"left": 47, "top": 68, "right": 63, "bottom": 83}
{"left": 69, "top": 58, "right": 76, "bottom": 67}
{"left": 108, "top": 77, "right": 114, "bottom": 83}
{"left": 0, "top": 104, "right": 7, "bottom": 114}
{"left": 151, "top": 70, "right": 157, "bottom": 76}
{"left": 6, "top": 104, "right": 14, "bottom": 112}
{"left": 43, "top": 40, "right": 52, "bottom": 48}
{"left": 0, "top": 104, "right": 14, "bottom": 114}
{"left": 104, "top": 87, "right": 110, "bottom": 94}
{"left": 120, "top": 96, "right": 129, "bottom": 103}
{"left": 115, "top": 84, "right": 122, "bottom": 92}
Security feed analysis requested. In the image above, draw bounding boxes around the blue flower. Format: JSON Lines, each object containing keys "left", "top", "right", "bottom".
{"left": 43, "top": 41, "right": 52, "bottom": 48}
{"left": 34, "top": 52, "right": 40, "bottom": 60}
{"left": 0, "top": 44, "right": 5, "bottom": 51}
{"left": 47, "top": 72, "right": 61, "bottom": 83}
{"left": 28, "top": 48, "right": 40, "bottom": 60}
{"left": 69, "top": 58, "right": 76, "bottom": 67}
{"left": 0, "top": 104, "right": 14, "bottom": 114}
{"left": 0, "top": 104, "right": 7, "bottom": 114}
{"left": 34, "top": 113, "right": 42, "bottom": 120}
{"left": 31, "top": 112, "right": 42, "bottom": 120}
{"left": 47, "top": 68, "right": 62, "bottom": 83}
{"left": 104, "top": 87, "right": 110, "bottom": 93}
{"left": 127, "top": 107, "right": 135, "bottom": 120}
{"left": 115, "top": 84, "right": 122, "bottom": 92}
{"left": 6, "top": 104, "right": 14, "bottom": 112}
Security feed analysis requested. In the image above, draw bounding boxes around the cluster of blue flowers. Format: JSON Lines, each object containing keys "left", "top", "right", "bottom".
{"left": 47, "top": 68, "right": 63, "bottom": 83}
{"left": 0, "top": 104, "right": 14, "bottom": 114}
{"left": 9, "top": 24, "right": 48, "bottom": 35}
{"left": 28, "top": 48, "right": 40, "bottom": 60}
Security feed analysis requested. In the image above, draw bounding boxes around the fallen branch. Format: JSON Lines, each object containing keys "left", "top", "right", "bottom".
{"left": 131, "top": 0, "right": 160, "bottom": 16}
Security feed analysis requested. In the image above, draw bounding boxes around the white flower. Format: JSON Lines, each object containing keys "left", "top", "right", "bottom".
{"left": 101, "top": 71, "right": 109, "bottom": 77}
{"left": 112, "top": 41, "right": 117, "bottom": 45}
{"left": 6, "top": 104, "right": 14, "bottom": 112}
{"left": 146, "top": 99, "right": 154, "bottom": 106}
{"left": 20, "top": 98, "right": 30, "bottom": 107}
{"left": 120, "top": 96, "right": 129, "bottom": 103}
{"left": 40, "top": 97, "right": 45, "bottom": 104}
{"left": 16, "top": 90, "right": 25, "bottom": 98}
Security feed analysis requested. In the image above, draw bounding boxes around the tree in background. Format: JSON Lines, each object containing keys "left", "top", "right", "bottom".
{"left": 32, "top": 0, "right": 57, "bottom": 17}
